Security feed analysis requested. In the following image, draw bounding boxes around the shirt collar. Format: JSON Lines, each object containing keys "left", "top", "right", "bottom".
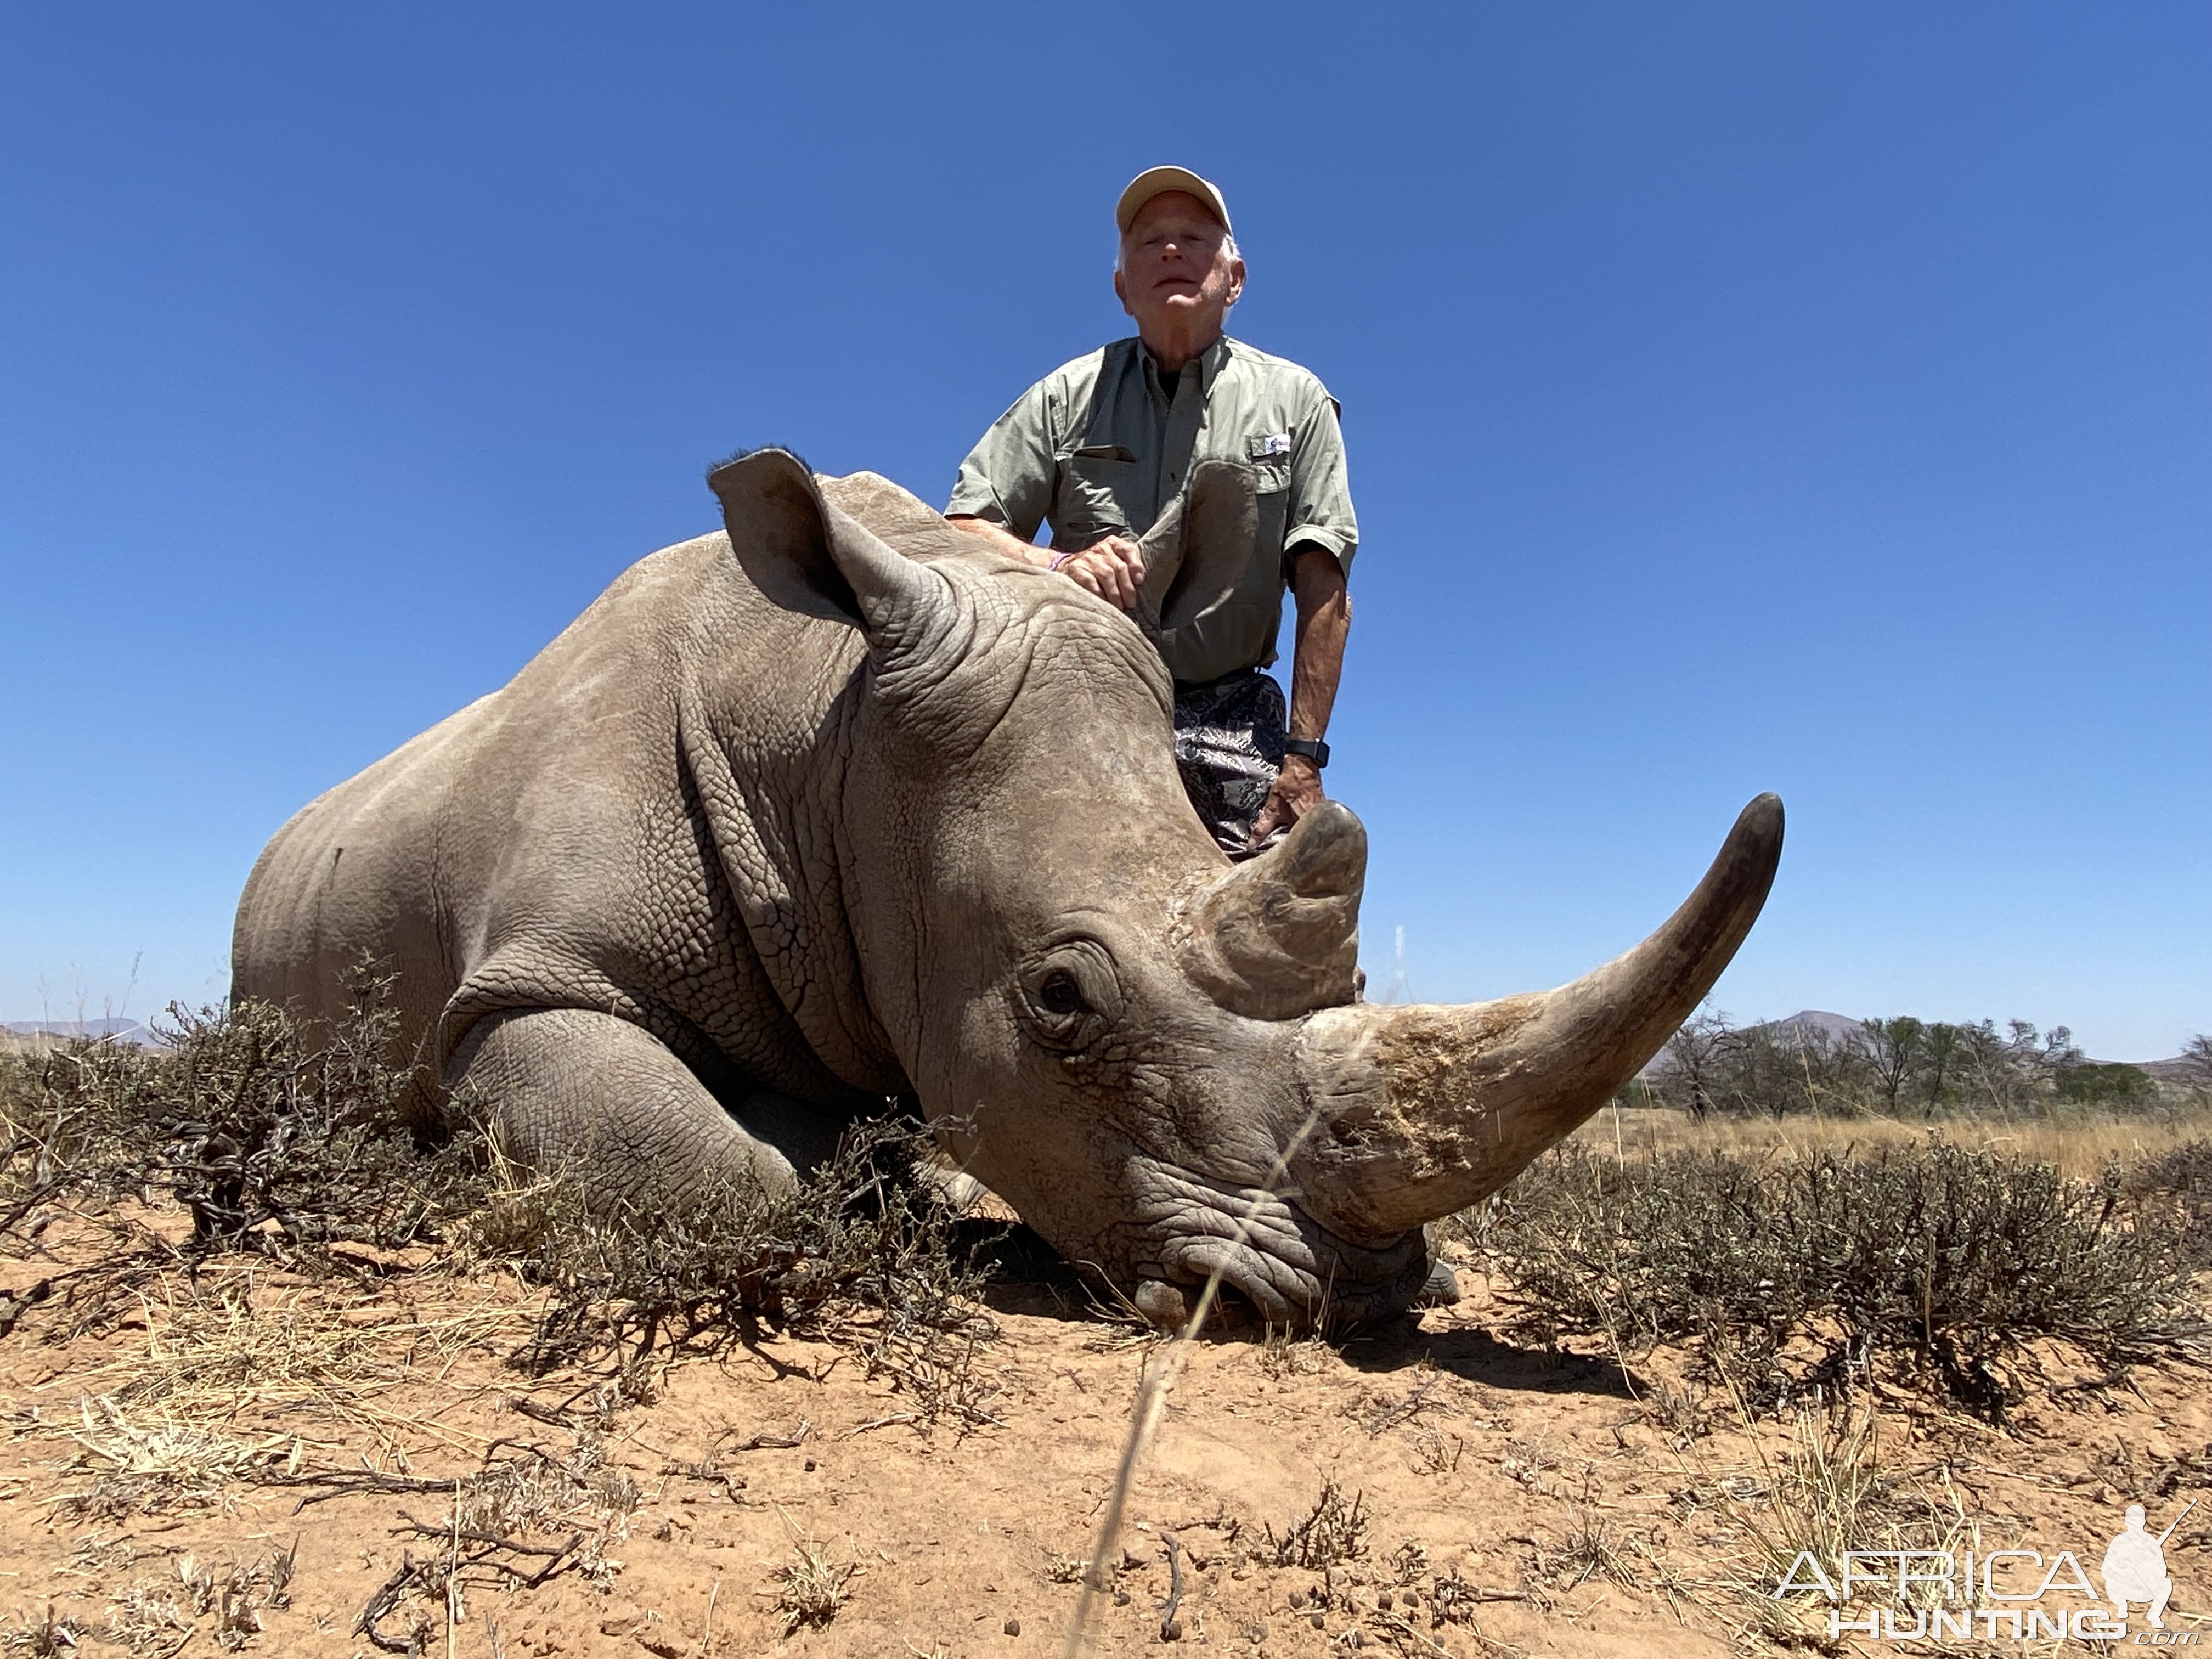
{"left": 1139, "top": 334, "right": 1232, "bottom": 398}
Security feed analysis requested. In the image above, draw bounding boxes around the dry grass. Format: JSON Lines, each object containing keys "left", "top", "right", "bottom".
{"left": 770, "top": 1531, "right": 861, "bottom": 1635}
{"left": 55, "top": 1395, "right": 295, "bottom": 1520}
{"left": 1691, "top": 1401, "right": 1974, "bottom": 1643}
{"left": 0, "top": 1605, "right": 86, "bottom": 1657}
{"left": 1054, "top": 1103, "right": 1331, "bottom": 1658}
{"left": 1575, "top": 1099, "right": 2212, "bottom": 1180}
{"left": 103, "top": 1545, "right": 297, "bottom": 1654}
{"left": 1255, "top": 1326, "right": 1335, "bottom": 1379}
{"left": 1265, "top": 1480, "right": 1371, "bottom": 1570}
{"left": 50, "top": 1270, "right": 537, "bottom": 1460}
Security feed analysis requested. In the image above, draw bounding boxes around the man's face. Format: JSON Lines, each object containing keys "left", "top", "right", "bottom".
{"left": 1114, "top": 190, "right": 1245, "bottom": 336}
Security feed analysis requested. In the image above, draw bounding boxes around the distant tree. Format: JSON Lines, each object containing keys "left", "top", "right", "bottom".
{"left": 1956, "top": 1020, "right": 2029, "bottom": 1114}
{"left": 1858, "top": 1017, "right": 1927, "bottom": 1115}
{"left": 1920, "top": 1022, "right": 1967, "bottom": 1111}
{"left": 2034, "top": 1023, "right": 2085, "bottom": 1073}
{"left": 1717, "top": 1020, "right": 1798, "bottom": 1119}
{"left": 1803, "top": 1027, "right": 1864, "bottom": 1116}
{"left": 1664, "top": 1008, "right": 1733, "bottom": 1122}
{"left": 2055, "top": 1062, "right": 2158, "bottom": 1108}
{"left": 2179, "top": 1034, "right": 2212, "bottom": 1104}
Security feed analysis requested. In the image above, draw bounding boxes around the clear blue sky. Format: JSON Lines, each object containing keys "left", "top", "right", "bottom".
{"left": 3, "top": 5, "right": 2205, "bottom": 1058}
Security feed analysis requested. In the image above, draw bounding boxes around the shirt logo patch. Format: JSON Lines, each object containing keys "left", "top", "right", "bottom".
{"left": 1249, "top": 431, "right": 1293, "bottom": 460}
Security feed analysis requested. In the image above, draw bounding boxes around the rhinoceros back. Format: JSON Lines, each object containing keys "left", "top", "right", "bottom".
{"left": 230, "top": 525, "right": 901, "bottom": 1123}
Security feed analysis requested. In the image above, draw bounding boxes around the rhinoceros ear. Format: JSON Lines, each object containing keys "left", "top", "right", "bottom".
{"left": 707, "top": 447, "right": 950, "bottom": 651}
{"left": 1136, "top": 459, "right": 1259, "bottom": 636}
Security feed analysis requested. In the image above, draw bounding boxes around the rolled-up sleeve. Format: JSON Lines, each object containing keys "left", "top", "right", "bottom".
{"left": 947, "top": 381, "right": 1056, "bottom": 543}
{"left": 1285, "top": 386, "right": 1359, "bottom": 575}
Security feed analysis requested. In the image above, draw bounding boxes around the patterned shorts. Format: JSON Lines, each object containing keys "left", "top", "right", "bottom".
{"left": 1173, "top": 668, "right": 1289, "bottom": 860}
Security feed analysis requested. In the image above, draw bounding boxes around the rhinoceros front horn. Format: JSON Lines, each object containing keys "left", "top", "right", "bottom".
{"left": 1176, "top": 800, "right": 1368, "bottom": 1019}
{"left": 1289, "top": 793, "right": 1785, "bottom": 1243}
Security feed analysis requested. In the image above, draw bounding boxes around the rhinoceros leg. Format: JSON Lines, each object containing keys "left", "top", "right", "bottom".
{"left": 449, "top": 1007, "right": 841, "bottom": 1203}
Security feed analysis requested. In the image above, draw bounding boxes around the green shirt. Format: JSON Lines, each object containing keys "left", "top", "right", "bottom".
{"left": 947, "top": 335, "right": 1358, "bottom": 685}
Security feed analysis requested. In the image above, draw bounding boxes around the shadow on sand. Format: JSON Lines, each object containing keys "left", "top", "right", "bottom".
{"left": 960, "top": 1220, "right": 1637, "bottom": 1402}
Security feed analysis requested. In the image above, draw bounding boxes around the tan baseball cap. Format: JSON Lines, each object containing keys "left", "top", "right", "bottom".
{"left": 1115, "top": 165, "right": 1233, "bottom": 236}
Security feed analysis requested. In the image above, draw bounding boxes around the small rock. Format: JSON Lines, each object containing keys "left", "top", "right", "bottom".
{"left": 1005, "top": 1617, "right": 1022, "bottom": 1637}
{"left": 1309, "top": 1611, "right": 1325, "bottom": 1630}
{"left": 1133, "top": 1279, "right": 1188, "bottom": 1330}
{"left": 803, "top": 1458, "right": 816, "bottom": 1471}
{"left": 1375, "top": 1591, "right": 1392, "bottom": 1611}
{"left": 1162, "top": 1618, "right": 1184, "bottom": 1641}
{"left": 1243, "top": 1620, "right": 1270, "bottom": 1643}
{"left": 1115, "top": 1590, "right": 1132, "bottom": 1606}
{"left": 1286, "top": 1588, "right": 1305, "bottom": 1608}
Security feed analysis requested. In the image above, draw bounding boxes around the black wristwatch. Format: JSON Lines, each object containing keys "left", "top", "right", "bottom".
{"left": 1283, "top": 736, "right": 1330, "bottom": 769}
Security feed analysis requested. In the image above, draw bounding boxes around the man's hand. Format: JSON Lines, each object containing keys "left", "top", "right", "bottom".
{"left": 1249, "top": 752, "right": 1324, "bottom": 847}
{"left": 1055, "top": 534, "right": 1147, "bottom": 611}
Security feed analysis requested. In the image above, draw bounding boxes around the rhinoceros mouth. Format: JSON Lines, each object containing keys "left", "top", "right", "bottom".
{"left": 1110, "top": 1159, "right": 1432, "bottom": 1330}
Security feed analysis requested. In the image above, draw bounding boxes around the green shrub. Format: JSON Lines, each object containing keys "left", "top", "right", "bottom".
{"left": 1466, "top": 1138, "right": 2198, "bottom": 1415}
{"left": 2055, "top": 1061, "right": 2159, "bottom": 1107}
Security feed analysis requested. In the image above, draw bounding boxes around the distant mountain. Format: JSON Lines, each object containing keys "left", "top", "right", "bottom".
{"left": 1760, "top": 1009, "right": 1865, "bottom": 1045}
{"left": 1639, "top": 1009, "right": 1862, "bottom": 1075}
{"left": 2139, "top": 1054, "right": 2207, "bottom": 1084}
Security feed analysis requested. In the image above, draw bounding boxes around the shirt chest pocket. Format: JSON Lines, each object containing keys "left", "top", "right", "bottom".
{"left": 1054, "top": 444, "right": 1142, "bottom": 546}
{"left": 1248, "top": 454, "right": 1293, "bottom": 566}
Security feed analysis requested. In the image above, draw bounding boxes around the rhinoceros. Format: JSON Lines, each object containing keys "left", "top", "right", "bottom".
{"left": 232, "top": 448, "right": 1782, "bottom": 1328}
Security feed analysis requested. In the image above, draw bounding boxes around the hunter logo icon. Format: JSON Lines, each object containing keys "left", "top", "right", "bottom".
{"left": 2106, "top": 1500, "right": 2192, "bottom": 1630}
{"left": 1772, "top": 1495, "right": 2199, "bottom": 1642}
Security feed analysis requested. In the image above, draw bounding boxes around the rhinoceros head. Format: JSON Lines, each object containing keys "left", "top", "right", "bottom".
{"left": 710, "top": 449, "right": 1783, "bottom": 1329}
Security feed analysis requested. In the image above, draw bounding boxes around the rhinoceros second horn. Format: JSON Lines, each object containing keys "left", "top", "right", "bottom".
{"left": 1175, "top": 800, "right": 1367, "bottom": 1020}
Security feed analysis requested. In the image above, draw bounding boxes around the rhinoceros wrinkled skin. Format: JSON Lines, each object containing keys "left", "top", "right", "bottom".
{"left": 232, "top": 448, "right": 1784, "bottom": 1328}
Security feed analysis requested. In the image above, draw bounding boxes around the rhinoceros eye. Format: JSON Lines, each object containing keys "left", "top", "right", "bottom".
{"left": 1038, "top": 972, "right": 1088, "bottom": 1016}
{"left": 1019, "top": 939, "right": 1125, "bottom": 1051}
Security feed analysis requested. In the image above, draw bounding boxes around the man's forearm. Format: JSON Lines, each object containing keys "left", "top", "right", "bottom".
{"left": 1286, "top": 544, "right": 1350, "bottom": 742}
{"left": 946, "top": 514, "right": 1053, "bottom": 568}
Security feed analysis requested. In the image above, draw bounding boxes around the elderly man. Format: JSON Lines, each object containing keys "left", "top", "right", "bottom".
{"left": 946, "top": 166, "right": 1357, "bottom": 857}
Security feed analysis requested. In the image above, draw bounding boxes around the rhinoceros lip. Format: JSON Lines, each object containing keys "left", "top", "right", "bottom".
{"left": 1118, "top": 1159, "right": 1430, "bottom": 1329}
{"left": 1159, "top": 1233, "right": 1427, "bottom": 1330}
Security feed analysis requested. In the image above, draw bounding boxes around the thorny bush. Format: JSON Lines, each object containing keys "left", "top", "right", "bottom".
{"left": 2, "top": 963, "right": 488, "bottom": 1258}
{"left": 2127, "top": 1138, "right": 2212, "bottom": 1269}
{"left": 3, "top": 980, "right": 1000, "bottom": 1414}
{"left": 483, "top": 1114, "right": 998, "bottom": 1393}
{"left": 1463, "top": 1137, "right": 2202, "bottom": 1416}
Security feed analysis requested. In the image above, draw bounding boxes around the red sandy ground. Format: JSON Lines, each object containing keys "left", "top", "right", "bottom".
{"left": 3, "top": 1214, "right": 2207, "bottom": 1658}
